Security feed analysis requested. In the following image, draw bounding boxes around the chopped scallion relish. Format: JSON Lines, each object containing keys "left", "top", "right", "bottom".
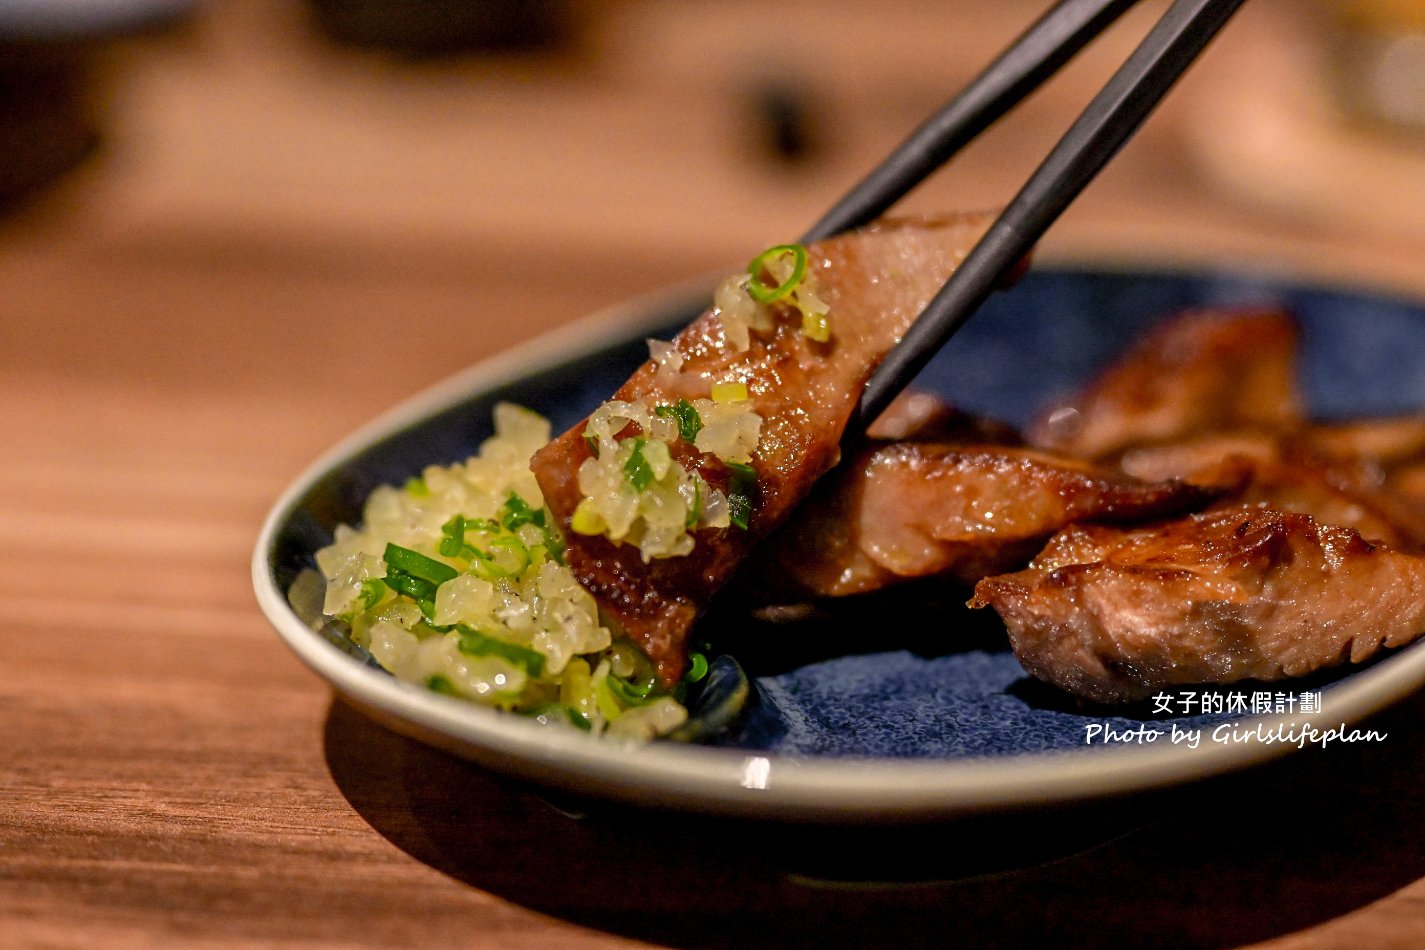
{"left": 469, "top": 534, "right": 530, "bottom": 580}
{"left": 384, "top": 543, "right": 458, "bottom": 585}
{"left": 455, "top": 624, "right": 545, "bottom": 678}
{"left": 383, "top": 569, "right": 436, "bottom": 603}
{"left": 523, "top": 702, "right": 592, "bottom": 731}
{"left": 685, "top": 478, "right": 702, "bottom": 529}
{"left": 728, "top": 493, "right": 752, "bottom": 530}
{"left": 500, "top": 492, "right": 544, "bottom": 531}
{"left": 623, "top": 437, "right": 655, "bottom": 491}
{"left": 654, "top": 398, "right": 704, "bottom": 442}
{"left": 725, "top": 460, "right": 757, "bottom": 530}
{"left": 604, "top": 674, "right": 659, "bottom": 707}
{"left": 426, "top": 674, "right": 462, "bottom": 697}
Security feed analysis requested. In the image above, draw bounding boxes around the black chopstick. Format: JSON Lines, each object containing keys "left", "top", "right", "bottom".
{"left": 802, "top": 0, "right": 1142, "bottom": 245}
{"left": 850, "top": 0, "right": 1247, "bottom": 436}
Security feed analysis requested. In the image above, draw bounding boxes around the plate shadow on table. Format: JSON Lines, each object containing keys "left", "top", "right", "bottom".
{"left": 323, "top": 685, "right": 1425, "bottom": 949}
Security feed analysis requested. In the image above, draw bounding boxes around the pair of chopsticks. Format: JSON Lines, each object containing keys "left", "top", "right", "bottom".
{"left": 813, "top": 0, "right": 1247, "bottom": 437}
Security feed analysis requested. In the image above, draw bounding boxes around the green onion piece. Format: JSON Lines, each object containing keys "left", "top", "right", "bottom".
{"left": 426, "top": 674, "right": 462, "bottom": 697}
{"left": 725, "top": 460, "right": 757, "bottom": 491}
{"left": 601, "top": 641, "right": 660, "bottom": 707}
{"left": 685, "top": 652, "right": 709, "bottom": 684}
{"left": 523, "top": 702, "right": 592, "bottom": 731}
{"left": 685, "top": 477, "right": 703, "bottom": 529}
{"left": 438, "top": 514, "right": 467, "bottom": 558}
{"left": 541, "top": 523, "right": 567, "bottom": 565}
{"left": 383, "top": 570, "right": 437, "bottom": 603}
{"left": 455, "top": 625, "right": 546, "bottom": 678}
{"left": 404, "top": 476, "right": 430, "bottom": 498}
{"left": 593, "top": 675, "right": 624, "bottom": 721}
{"left": 623, "top": 437, "right": 655, "bottom": 492}
{"left": 604, "top": 674, "right": 658, "bottom": 707}
{"left": 357, "top": 578, "right": 387, "bottom": 613}
{"left": 500, "top": 493, "right": 545, "bottom": 531}
{"left": 728, "top": 493, "right": 752, "bottom": 530}
{"left": 655, "top": 398, "right": 703, "bottom": 442}
{"left": 384, "top": 543, "right": 458, "bottom": 585}
{"left": 439, "top": 514, "right": 498, "bottom": 559}
{"left": 724, "top": 460, "right": 756, "bottom": 531}
{"left": 746, "top": 243, "right": 808, "bottom": 304}
{"left": 608, "top": 638, "right": 660, "bottom": 685}
{"left": 473, "top": 534, "right": 530, "bottom": 579}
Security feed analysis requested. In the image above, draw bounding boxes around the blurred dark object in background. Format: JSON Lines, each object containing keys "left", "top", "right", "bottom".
{"left": 0, "top": 44, "right": 101, "bottom": 210}
{"left": 304, "top": 0, "right": 572, "bottom": 56}
{"left": 749, "top": 79, "right": 822, "bottom": 167}
{"left": 0, "top": 0, "right": 197, "bottom": 211}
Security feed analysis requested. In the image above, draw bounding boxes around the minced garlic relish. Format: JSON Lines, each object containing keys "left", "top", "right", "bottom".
{"left": 315, "top": 403, "right": 693, "bottom": 739}
{"left": 571, "top": 390, "right": 762, "bottom": 561}
{"left": 714, "top": 242, "right": 831, "bottom": 351}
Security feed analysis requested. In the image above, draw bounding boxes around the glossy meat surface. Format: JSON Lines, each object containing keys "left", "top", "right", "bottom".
{"left": 1119, "top": 431, "right": 1425, "bottom": 550}
{"left": 1305, "top": 414, "right": 1425, "bottom": 465}
{"left": 755, "top": 443, "right": 1221, "bottom": 598}
{"left": 971, "top": 506, "right": 1425, "bottom": 703}
{"left": 1394, "top": 465, "right": 1425, "bottom": 509}
{"left": 1029, "top": 309, "right": 1304, "bottom": 459}
{"left": 531, "top": 214, "right": 994, "bottom": 683}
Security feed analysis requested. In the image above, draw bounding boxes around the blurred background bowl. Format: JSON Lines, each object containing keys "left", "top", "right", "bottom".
{"left": 0, "top": 0, "right": 196, "bottom": 207}
{"left": 302, "top": 0, "right": 573, "bottom": 56}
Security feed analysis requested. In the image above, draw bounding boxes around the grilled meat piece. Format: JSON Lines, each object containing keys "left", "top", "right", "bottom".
{"left": 971, "top": 505, "right": 1425, "bottom": 703}
{"left": 1305, "top": 414, "right": 1425, "bottom": 466}
{"left": 1307, "top": 415, "right": 1425, "bottom": 528}
{"left": 1119, "top": 431, "right": 1425, "bottom": 549}
{"left": 1029, "top": 309, "right": 1304, "bottom": 459}
{"left": 531, "top": 213, "right": 995, "bottom": 684}
{"left": 1393, "top": 464, "right": 1425, "bottom": 510}
{"left": 754, "top": 443, "right": 1223, "bottom": 599}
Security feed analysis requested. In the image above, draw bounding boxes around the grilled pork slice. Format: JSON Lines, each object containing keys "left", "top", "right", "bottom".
{"left": 531, "top": 213, "right": 994, "bottom": 684}
{"left": 1119, "top": 431, "right": 1425, "bottom": 550}
{"left": 1028, "top": 308, "right": 1304, "bottom": 459}
{"left": 1305, "top": 415, "right": 1425, "bottom": 516}
{"left": 971, "top": 505, "right": 1425, "bottom": 703}
{"left": 1305, "top": 414, "right": 1425, "bottom": 466}
{"left": 753, "top": 443, "right": 1223, "bottom": 599}
{"left": 1394, "top": 465, "right": 1425, "bottom": 510}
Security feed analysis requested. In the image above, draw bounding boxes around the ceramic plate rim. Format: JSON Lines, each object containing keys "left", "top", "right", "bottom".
{"left": 253, "top": 265, "right": 1425, "bottom": 822}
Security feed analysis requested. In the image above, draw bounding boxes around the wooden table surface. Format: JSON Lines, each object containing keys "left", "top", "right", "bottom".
{"left": 8, "top": 1, "right": 1425, "bottom": 946}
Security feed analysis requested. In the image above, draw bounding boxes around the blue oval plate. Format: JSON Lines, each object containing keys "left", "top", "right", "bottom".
{"left": 254, "top": 266, "right": 1425, "bottom": 822}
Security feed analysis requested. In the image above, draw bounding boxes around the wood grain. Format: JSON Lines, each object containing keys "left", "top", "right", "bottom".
{"left": 6, "top": 1, "right": 1425, "bottom": 946}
